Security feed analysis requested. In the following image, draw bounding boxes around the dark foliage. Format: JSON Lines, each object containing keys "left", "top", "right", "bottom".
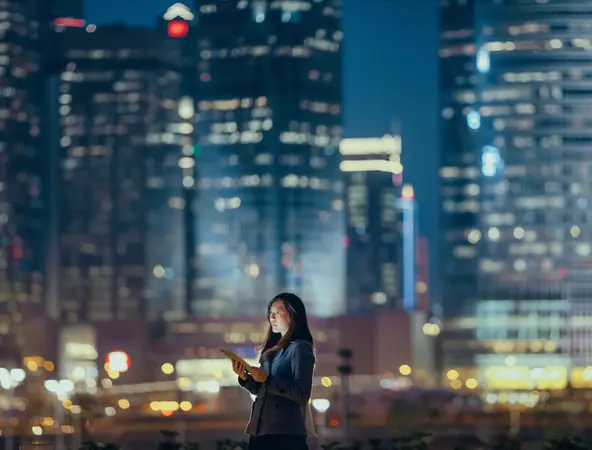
{"left": 79, "top": 441, "right": 121, "bottom": 450}
{"left": 79, "top": 432, "right": 592, "bottom": 450}
{"left": 156, "top": 430, "right": 199, "bottom": 450}
{"left": 545, "top": 436, "right": 591, "bottom": 450}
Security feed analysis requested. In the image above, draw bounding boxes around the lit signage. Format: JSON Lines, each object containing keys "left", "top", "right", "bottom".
{"left": 167, "top": 20, "right": 189, "bottom": 38}
{"left": 54, "top": 17, "right": 85, "bottom": 28}
{"left": 105, "top": 351, "right": 130, "bottom": 373}
{"left": 163, "top": 3, "right": 193, "bottom": 38}
{"left": 163, "top": 3, "right": 194, "bottom": 21}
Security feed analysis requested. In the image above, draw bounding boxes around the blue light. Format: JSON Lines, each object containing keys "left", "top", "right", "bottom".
{"left": 477, "top": 47, "right": 490, "bottom": 73}
{"left": 401, "top": 200, "right": 416, "bottom": 312}
{"left": 467, "top": 110, "right": 481, "bottom": 130}
{"left": 252, "top": 3, "right": 266, "bottom": 23}
{"left": 481, "top": 145, "right": 503, "bottom": 177}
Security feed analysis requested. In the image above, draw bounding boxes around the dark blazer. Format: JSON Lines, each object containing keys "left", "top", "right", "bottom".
{"left": 238, "top": 339, "right": 315, "bottom": 437}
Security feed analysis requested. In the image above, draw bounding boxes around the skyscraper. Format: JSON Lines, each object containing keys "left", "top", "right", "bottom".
{"left": 47, "top": 25, "right": 195, "bottom": 322}
{"left": 193, "top": 0, "right": 344, "bottom": 317}
{"left": 438, "top": 0, "right": 479, "bottom": 316}
{"left": 0, "top": 0, "right": 51, "bottom": 332}
{"left": 440, "top": 0, "right": 592, "bottom": 314}
{"left": 339, "top": 135, "right": 403, "bottom": 313}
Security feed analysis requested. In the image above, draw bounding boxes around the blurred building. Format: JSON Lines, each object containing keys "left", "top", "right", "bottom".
{"left": 466, "top": 1, "right": 592, "bottom": 308}
{"left": 438, "top": 0, "right": 480, "bottom": 316}
{"left": 440, "top": 2, "right": 592, "bottom": 313}
{"left": 29, "top": 310, "right": 436, "bottom": 432}
{"left": 192, "top": 0, "right": 345, "bottom": 317}
{"left": 439, "top": 298, "right": 592, "bottom": 407}
{"left": 339, "top": 135, "right": 403, "bottom": 313}
{"left": 0, "top": 0, "right": 60, "bottom": 357}
{"left": 439, "top": 0, "right": 592, "bottom": 404}
{"left": 57, "top": 310, "right": 435, "bottom": 389}
{"left": 45, "top": 25, "right": 196, "bottom": 323}
{"left": 331, "top": 310, "right": 435, "bottom": 384}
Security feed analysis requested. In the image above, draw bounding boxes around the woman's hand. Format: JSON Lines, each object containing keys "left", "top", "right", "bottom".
{"left": 249, "top": 366, "right": 269, "bottom": 383}
{"left": 232, "top": 360, "right": 248, "bottom": 381}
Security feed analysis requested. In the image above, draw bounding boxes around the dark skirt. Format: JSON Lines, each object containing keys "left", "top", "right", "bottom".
{"left": 248, "top": 434, "right": 308, "bottom": 450}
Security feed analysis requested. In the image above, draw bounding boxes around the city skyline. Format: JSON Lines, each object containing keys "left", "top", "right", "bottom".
{"left": 192, "top": 0, "right": 346, "bottom": 316}
{"left": 46, "top": 25, "right": 194, "bottom": 322}
{"left": 439, "top": 0, "right": 592, "bottom": 316}
{"left": 83, "top": 0, "right": 441, "bottom": 291}
{"left": 5, "top": 0, "right": 592, "bottom": 446}
{"left": 2, "top": 0, "right": 431, "bottom": 326}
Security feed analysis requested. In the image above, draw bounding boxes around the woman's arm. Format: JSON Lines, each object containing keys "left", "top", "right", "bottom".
{"left": 264, "top": 341, "right": 314, "bottom": 404}
{"left": 238, "top": 374, "right": 262, "bottom": 396}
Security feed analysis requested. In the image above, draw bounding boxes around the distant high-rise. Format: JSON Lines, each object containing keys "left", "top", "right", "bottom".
{"left": 193, "top": 0, "right": 344, "bottom": 317}
{"left": 438, "top": 0, "right": 479, "bottom": 316}
{"left": 47, "top": 25, "right": 195, "bottom": 322}
{"left": 339, "top": 136, "right": 403, "bottom": 313}
{"left": 0, "top": 0, "right": 51, "bottom": 331}
{"left": 439, "top": 0, "right": 592, "bottom": 315}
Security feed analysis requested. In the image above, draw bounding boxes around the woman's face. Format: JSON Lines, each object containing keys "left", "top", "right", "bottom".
{"left": 269, "top": 300, "right": 291, "bottom": 336}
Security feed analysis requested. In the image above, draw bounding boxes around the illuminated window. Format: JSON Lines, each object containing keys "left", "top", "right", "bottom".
{"left": 252, "top": 2, "right": 266, "bottom": 23}
{"left": 476, "top": 46, "right": 490, "bottom": 73}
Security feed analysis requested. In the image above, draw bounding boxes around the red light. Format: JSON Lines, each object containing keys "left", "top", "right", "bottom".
{"left": 168, "top": 20, "right": 188, "bottom": 38}
{"left": 11, "top": 235, "right": 23, "bottom": 260}
{"left": 54, "top": 17, "right": 85, "bottom": 28}
{"left": 161, "top": 410, "right": 173, "bottom": 417}
{"left": 329, "top": 418, "right": 340, "bottom": 427}
{"left": 195, "top": 404, "right": 206, "bottom": 413}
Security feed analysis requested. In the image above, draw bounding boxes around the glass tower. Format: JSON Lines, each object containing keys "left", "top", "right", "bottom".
{"left": 49, "top": 25, "right": 195, "bottom": 322}
{"left": 339, "top": 136, "right": 403, "bottom": 313}
{"left": 0, "top": 0, "right": 49, "bottom": 331}
{"left": 193, "top": 0, "right": 345, "bottom": 317}
{"left": 440, "top": 0, "right": 592, "bottom": 318}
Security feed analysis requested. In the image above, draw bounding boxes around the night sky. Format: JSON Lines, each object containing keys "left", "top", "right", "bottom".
{"left": 85, "top": 0, "right": 440, "bottom": 289}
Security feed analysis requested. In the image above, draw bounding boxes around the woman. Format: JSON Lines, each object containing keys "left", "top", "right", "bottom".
{"left": 232, "top": 292, "right": 316, "bottom": 450}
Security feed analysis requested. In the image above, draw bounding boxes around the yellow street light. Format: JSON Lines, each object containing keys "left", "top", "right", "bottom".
{"left": 399, "top": 365, "right": 412, "bottom": 376}
{"left": 161, "top": 363, "right": 175, "bottom": 375}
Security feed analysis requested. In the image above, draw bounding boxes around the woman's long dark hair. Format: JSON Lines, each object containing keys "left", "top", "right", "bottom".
{"left": 259, "top": 292, "right": 314, "bottom": 362}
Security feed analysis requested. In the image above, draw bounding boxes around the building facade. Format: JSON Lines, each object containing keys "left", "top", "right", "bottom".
{"left": 47, "top": 25, "right": 195, "bottom": 322}
{"left": 0, "top": 0, "right": 58, "bottom": 359}
{"left": 440, "top": 0, "right": 592, "bottom": 314}
{"left": 339, "top": 135, "right": 403, "bottom": 313}
{"left": 193, "top": 0, "right": 344, "bottom": 317}
{"left": 438, "top": 0, "right": 480, "bottom": 316}
{"left": 440, "top": 298, "right": 592, "bottom": 405}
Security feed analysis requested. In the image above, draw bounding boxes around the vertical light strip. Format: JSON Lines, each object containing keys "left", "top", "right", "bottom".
{"left": 402, "top": 199, "right": 415, "bottom": 311}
